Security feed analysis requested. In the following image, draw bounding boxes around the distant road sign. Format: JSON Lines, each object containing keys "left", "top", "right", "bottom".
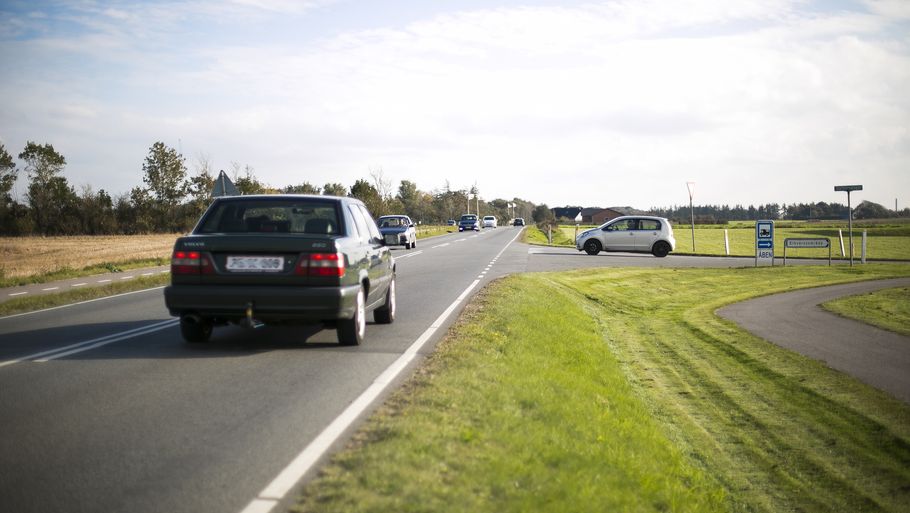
{"left": 785, "top": 238, "right": 830, "bottom": 249}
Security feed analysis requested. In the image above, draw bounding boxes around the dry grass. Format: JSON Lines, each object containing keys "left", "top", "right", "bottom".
{"left": 0, "top": 234, "right": 179, "bottom": 278}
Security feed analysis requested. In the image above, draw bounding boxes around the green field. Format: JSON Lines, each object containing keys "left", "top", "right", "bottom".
{"left": 823, "top": 286, "right": 910, "bottom": 337}
{"left": 295, "top": 264, "right": 910, "bottom": 513}
{"left": 532, "top": 222, "right": 910, "bottom": 260}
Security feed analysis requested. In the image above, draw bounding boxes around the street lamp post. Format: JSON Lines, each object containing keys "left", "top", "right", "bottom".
{"left": 834, "top": 184, "right": 863, "bottom": 266}
{"left": 686, "top": 182, "right": 696, "bottom": 252}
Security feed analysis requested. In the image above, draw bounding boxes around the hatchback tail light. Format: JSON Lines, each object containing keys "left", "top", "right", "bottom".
{"left": 295, "top": 252, "right": 345, "bottom": 277}
{"left": 171, "top": 250, "right": 214, "bottom": 275}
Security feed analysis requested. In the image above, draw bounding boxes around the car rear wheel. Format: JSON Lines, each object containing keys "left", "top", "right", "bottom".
{"left": 652, "top": 241, "right": 671, "bottom": 258}
{"left": 180, "top": 315, "right": 212, "bottom": 343}
{"left": 583, "top": 239, "right": 602, "bottom": 255}
{"left": 374, "top": 277, "right": 396, "bottom": 324}
{"left": 338, "top": 288, "right": 365, "bottom": 346}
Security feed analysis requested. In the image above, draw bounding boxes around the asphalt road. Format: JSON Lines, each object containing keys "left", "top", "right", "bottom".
{"left": 718, "top": 278, "right": 910, "bottom": 404}
{"left": 0, "top": 231, "right": 894, "bottom": 513}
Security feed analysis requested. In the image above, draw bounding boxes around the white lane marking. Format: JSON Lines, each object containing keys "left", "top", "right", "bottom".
{"left": 42, "top": 287, "right": 59, "bottom": 291}
{"left": 394, "top": 250, "right": 423, "bottom": 260}
{"left": 141, "top": 272, "right": 154, "bottom": 276}
{"left": 71, "top": 283, "right": 87, "bottom": 287}
{"left": 98, "top": 279, "right": 111, "bottom": 283}
{"left": 9, "top": 291, "right": 28, "bottom": 297}
{"left": 0, "top": 319, "right": 177, "bottom": 368}
{"left": 431, "top": 243, "right": 450, "bottom": 249}
{"left": 240, "top": 228, "right": 524, "bottom": 513}
{"left": 0, "top": 286, "right": 166, "bottom": 321}
{"left": 120, "top": 276, "right": 134, "bottom": 280}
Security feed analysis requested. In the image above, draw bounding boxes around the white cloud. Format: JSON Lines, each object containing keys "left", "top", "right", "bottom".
{"left": 0, "top": 0, "right": 907, "bottom": 208}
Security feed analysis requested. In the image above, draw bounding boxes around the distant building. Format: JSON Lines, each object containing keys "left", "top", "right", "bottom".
{"left": 552, "top": 205, "right": 647, "bottom": 224}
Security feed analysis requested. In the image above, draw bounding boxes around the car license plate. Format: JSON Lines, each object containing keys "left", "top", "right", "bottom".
{"left": 226, "top": 256, "right": 283, "bottom": 272}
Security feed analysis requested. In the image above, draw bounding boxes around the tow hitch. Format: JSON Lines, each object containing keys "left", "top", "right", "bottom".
{"left": 240, "top": 302, "right": 256, "bottom": 329}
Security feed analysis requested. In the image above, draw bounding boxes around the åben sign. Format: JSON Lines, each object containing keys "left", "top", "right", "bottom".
{"left": 755, "top": 220, "right": 774, "bottom": 266}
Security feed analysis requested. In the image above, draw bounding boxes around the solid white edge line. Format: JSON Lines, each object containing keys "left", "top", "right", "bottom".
{"left": 9, "top": 292, "right": 28, "bottom": 296}
{"left": 239, "top": 230, "right": 522, "bottom": 513}
{"left": 0, "top": 286, "right": 166, "bottom": 321}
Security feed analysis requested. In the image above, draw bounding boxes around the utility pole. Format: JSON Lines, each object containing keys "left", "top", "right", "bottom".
{"left": 686, "top": 182, "right": 696, "bottom": 252}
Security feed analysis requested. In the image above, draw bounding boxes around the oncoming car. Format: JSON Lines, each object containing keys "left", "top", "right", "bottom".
{"left": 163, "top": 194, "right": 396, "bottom": 346}
{"left": 576, "top": 216, "right": 675, "bottom": 257}
{"left": 482, "top": 216, "right": 498, "bottom": 228}
{"left": 458, "top": 214, "right": 479, "bottom": 232}
{"left": 377, "top": 215, "right": 417, "bottom": 249}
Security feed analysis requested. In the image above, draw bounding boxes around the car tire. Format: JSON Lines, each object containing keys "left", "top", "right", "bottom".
{"left": 338, "top": 288, "right": 365, "bottom": 346}
{"left": 180, "top": 315, "right": 212, "bottom": 343}
{"left": 374, "top": 277, "right": 396, "bottom": 324}
{"left": 583, "top": 239, "right": 602, "bottom": 255}
{"left": 411, "top": 238, "right": 416, "bottom": 248}
{"left": 652, "top": 241, "right": 671, "bottom": 258}
{"left": 404, "top": 241, "right": 411, "bottom": 249}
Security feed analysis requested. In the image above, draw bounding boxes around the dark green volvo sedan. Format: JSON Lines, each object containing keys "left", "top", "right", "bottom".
{"left": 164, "top": 195, "right": 396, "bottom": 346}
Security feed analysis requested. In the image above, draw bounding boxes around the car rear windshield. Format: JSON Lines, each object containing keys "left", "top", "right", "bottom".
{"left": 196, "top": 199, "right": 341, "bottom": 235}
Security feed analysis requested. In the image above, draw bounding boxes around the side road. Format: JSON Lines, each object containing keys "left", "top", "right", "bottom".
{"left": 718, "top": 277, "right": 910, "bottom": 404}
{"left": 0, "top": 266, "right": 170, "bottom": 303}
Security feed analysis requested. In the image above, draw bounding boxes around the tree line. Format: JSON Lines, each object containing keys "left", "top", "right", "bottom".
{"left": 0, "top": 141, "right": 538, "bottom": 236}
{"left": 647, "top": 200, "right": 908, "bottom": 225}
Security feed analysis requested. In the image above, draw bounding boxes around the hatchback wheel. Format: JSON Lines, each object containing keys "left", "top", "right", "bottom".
{"left": 583, "top": 239, "right": 602, "bottom": 255}
{"left": 652, "top": 241, "right": 671, "bottom": 258}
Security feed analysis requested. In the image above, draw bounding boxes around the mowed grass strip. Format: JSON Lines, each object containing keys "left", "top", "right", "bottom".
{"left": 0, "top": 274, "right": 169, "bottom": 317}
{"left": 296, "top": 274, "right": 727, "bottom": 513}
{"left": 295, "top": 264, "right": 910, "bottom": 513}
{"left": 822, "top": 286, "right": 910, "bottom": 337}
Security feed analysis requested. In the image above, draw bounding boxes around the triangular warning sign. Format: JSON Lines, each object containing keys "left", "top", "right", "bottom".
{"left": 211, "top": 170, "right": 240, "bottom": 197}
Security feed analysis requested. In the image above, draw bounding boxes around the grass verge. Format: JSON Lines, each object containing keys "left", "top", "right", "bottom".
{"left": 0, "top": 258, "right": 168, "bottom": 288}
{"left": 295, "top": 264, "right": 910, "bottom": 513}
{"left": 822, "top": 286, "right": 910, "bottom": 337}
{"left": 0, "top": 274, "right": 169, "bottom": 317}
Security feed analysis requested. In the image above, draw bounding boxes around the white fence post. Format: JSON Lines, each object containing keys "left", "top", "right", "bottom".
{"left": 862, "top": 230, "right": 867, "bottom": 264}
{"left": 724, "top": 229, "right": 730, "bottom": 256}
{"left": 838, "top": 229, "right": 846, "bottom": 257}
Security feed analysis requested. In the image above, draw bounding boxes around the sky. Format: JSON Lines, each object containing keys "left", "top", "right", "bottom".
{"left": 0, "top": 0, "right": 908, "bottom": 210}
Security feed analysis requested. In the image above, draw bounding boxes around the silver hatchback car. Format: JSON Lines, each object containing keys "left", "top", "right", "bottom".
{"left": 576, "top": 215, "right": 676, "bottom": 257}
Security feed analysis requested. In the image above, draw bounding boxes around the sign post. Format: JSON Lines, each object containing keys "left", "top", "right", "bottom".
{"left": 834, "top": 184, "right": 862, "bottom": 266}
{"left": 755, "top": 220, "right": 774, "bottom": 266}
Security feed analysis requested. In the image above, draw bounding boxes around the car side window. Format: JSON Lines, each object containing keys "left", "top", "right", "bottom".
{"left": 605, "top": 220, "right": 630, "bottom": 231}
{"left": 639, "top": 219, "right": 660, "bottom": 231}
{"left": 357, "top": 205, "right": 383, "bottom": 241}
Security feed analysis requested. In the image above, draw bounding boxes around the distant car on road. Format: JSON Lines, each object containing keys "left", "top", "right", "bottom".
{"left": 513, "top": 218, "right": 525, "bottom": 226}
{"left": 446, "top": 219, "right": 457, "bottom": 231}
{"left": 458, "top": 214, "right": 479, "bottom": 232}
{"left": 575, "top": 215, "right": 676, "bottom": 257}
{"left": 378, "top": 215, "right": 417, "bottom": 249}
{"left": 482, "top": 215, "right": 498, "bottom": 228}
{"left": 164, "top": 194, "right": 396, "bottom": 346}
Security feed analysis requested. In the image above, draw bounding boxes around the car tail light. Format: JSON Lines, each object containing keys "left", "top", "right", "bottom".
{"left": 295, "top": 252, "right": 345, "bottom": 277}
{"left": 172, "top": 250, "right": 214, "bottom": 275}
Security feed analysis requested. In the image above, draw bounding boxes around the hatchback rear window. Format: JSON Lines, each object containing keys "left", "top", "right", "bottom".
{"left": 197, "top": 199, "right": 341, "bottom": 235}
